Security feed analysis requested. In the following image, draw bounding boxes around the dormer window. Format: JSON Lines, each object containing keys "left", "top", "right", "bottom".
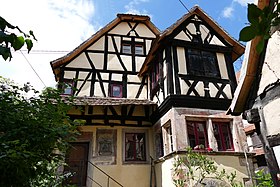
{"left": 187, "top": 49, "right": 220, "bottom": 78}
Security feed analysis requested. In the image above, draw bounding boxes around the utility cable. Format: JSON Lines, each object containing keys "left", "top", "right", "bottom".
{"left": 19, "top": 50, "right": 47, "bottom": 87}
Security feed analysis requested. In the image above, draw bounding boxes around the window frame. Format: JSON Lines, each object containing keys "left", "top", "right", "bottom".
{"left": 186, "top": 121, "right": 209, "bottom": 149}
{"left": 61, "top": 79, "right": 74, "bottom": 95}
{"left": 135, "top": 44, "right": 144, "bottom": 55}
{"left": 187, "top": 49, "right": 220, "bottom": 78}
{"left": 151, "top": 62, "right": 160, "bottom": 90}
{"left": 122, "top": 43, "right": 132, "bottom": 54}
{"left": 163, "top": 123, "right": 174, "bottom": 155}
{"left": 109, "top": 83, "right": 123, "bottom": 98}
{"left": 122, "top": 130, "right": 148, "bottom": 164}
{"left": 121, "top": 40, "right": 144, "bottom": 56}
{"left": 213, "top": 122, "right": 234, "bottom": 151}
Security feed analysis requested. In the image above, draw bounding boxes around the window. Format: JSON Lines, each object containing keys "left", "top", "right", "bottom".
{"left": 187, "top": 49, "right": 220, "bottom": 78}
{"left": 155, "top": 132, "right": 164, "bottom": 159}
{"left": 151, "top": 62, "right": 160, "bottom": 89}
{"left": 213, "top": 122, "right": 234, "bottom": 151}
{"left": 122, "top": 43, "right": 131, "bottom": 54}
{"left": 125, "top": 133, "right": 146, "bottom": 161}
{"left": 187, "top": 121, "right": 208, "bottom": 149}
{"left": 61, "top": 79, "right": 73, "bottom": 95}
{"left": 165, "top": 125, "right": 173, "bottom": 154}
{"left": 110, "top": 84, "right": 122, "bottom": 98}
{"left": 135, "top": 44, "right": 144, "bottom": 55}
{"left": 121, "top": 41, "right": 144, "bottom": 55}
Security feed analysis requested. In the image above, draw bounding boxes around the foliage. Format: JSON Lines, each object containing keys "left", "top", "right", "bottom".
{"left": 0, "top": 77, "right": 79, "bottom": 187}
{"left": 172, "top": 147, "right": 242, "bottom": 187}
{"left": 0, "top": 16, "right": 37, "bottom": 61}
{"left": 254, "top": 169, "right": 273, "bottom": 187}
{"left": 239, "top": 3, "right": 280, "bottom": 53}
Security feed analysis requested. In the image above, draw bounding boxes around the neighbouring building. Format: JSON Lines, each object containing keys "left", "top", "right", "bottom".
{"left": 228, "top": 0, "right": 280, "bottom": 185}
{"left": 51, "top": 6, "right": 253, "bottom": 187}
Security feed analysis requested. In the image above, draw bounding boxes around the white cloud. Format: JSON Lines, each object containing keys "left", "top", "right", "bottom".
{"left": 0, "top": 0, "right": 97, "bottom": 91}
{"left": 233, "top": 0, "right": 256, "bottom": 7}
{"left": 222, "top": 6, "right": 234, "bottom": 18}
{"left": 125, "top": 0, "right": 150, "bottom": 15}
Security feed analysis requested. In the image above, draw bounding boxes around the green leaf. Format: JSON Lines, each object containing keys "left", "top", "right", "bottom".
{"left": 256, "top": 39, "right": 265, "bottom": 54}
{"left": 0, "top": 46, "right": 11, "bottom": 60}
{"left": 13, "top": 36, "right": 25, "bottom": 51}
{"left": 248, "top": 3, "right": 261, "bottom": 24}
{"left": 239, "top": 25, "right": 257, "bottom": 42}
{"left": 0, "top": 31, "right": 8, "bottom": 43}
{"left": 0, "top": 16, "right": 7, "bottom": 31}
{"left": 25, "top": 39, "right": 33, "bottom": 53}
{"left": 29, "top": 30, "right": 37, "bottom": 41}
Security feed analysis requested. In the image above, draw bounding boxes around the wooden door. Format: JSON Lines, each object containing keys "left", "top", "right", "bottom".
{"left": 65, "top": 142, "right": 89, "bottom": 187}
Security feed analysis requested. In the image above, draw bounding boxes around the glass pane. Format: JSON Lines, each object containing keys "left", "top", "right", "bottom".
{"left": 64, "top": 84, "right": 72, "bottom": 95}
{"left": 213, "top": 124, "right": 223, "bottom": 151}
{"left": 202, "top": 51, "right": 220, "bottom": 78}
{"left": 122, "top": 44, "right": 131, "bottom": 54}
{"left": 187, "top": 122, "right": 196, "bottom": 148}
{"left": 135, "top": 45, "right": 143, "bottom": 55}
{"left": 221, "top": 124, "right": 233, "bottom": 150}
{"left": 188, "top": 49, "right": 204, "bottom": 76}
{"left": 197, "top": 122, "right": 207, "bottom": 148}
{"left": 112, "top": 85, "right": 122, "bottom": 97}
{"left": 125, "top": 133, "right": 146, "bottom": 161}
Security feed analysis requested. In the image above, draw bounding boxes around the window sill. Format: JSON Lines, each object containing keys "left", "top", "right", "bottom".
{"left": 122, "top": 160, "right": 149, "bottom": 165}
{"left": 154, "top": 150, "right": 255, "bottom": 164}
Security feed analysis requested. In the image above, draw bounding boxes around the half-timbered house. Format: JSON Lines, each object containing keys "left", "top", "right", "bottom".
{"left": 51, "top": 6, "right": 253, "bottom": 187}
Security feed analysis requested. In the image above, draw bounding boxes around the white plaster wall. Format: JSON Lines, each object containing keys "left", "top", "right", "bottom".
{"left": 273, "top": 145, "right": 280, "bottom": 168}
{"left": 110, "top": 36, "right": 121, "bottom": 52}
{"left": 108, "top": 22, "right": 131, "bottom": 35}
{"left": 136, "top": 57, "right": 145, "bottom": 72}
{"left": 263, "top": 98, "right": 280, "bottom": 136}
{"left": 175, "top": 31, "right": 191, "bottom": 41}
{"left": 180, "top": 79, "right": 189, "bottom": 95}
{"left": 64, "top": 71, "right": 76, "bottom": 79}
{"left": 65, "top": 53, "right": 91, "bottom": 68}
{"left": 135, "top": 23, "right": 156, "bottom": 37}
{"left": 216, "top": 53, "right": 229, "bottom": 79}
{"left": 88, "top": 36, "right": 105, "bottom": 51}
{"left": 89, "top": 53, "right": 104, "bottom": 69}
{"left": 78, "top": 82, "right": 91, "bottom": 96}
{"left": 155, "top": 154, "right": 250, "bottom": 187}
{"left": 107, "top": 54, "right": 125, "bottom": 71}
{"left": 209, "top": 35, "right": 225, "bottom": 46}
{"left": 177, "top": 47, "right": 187, "bottom": 74}
{"left": 258, "top": 31, "right": 280, "bottom": 95}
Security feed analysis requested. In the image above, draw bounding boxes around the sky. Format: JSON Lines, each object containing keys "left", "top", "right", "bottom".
{"left": 0, "top": 0, "right": 254, "bottom": 91}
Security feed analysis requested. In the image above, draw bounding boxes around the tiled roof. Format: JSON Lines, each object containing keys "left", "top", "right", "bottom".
{"left": 64, "top": 96, "right": 157, "bottom": 106}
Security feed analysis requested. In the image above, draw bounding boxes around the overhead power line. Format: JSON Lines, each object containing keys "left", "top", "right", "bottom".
{"left": 178, "top": 0, "right": 190, "bottom": 12}
{"left": 19, "top": 49, "right": 70, "bottom": 54}
{"left": 20, "top": 50, "right": 47, "bottom": 87}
